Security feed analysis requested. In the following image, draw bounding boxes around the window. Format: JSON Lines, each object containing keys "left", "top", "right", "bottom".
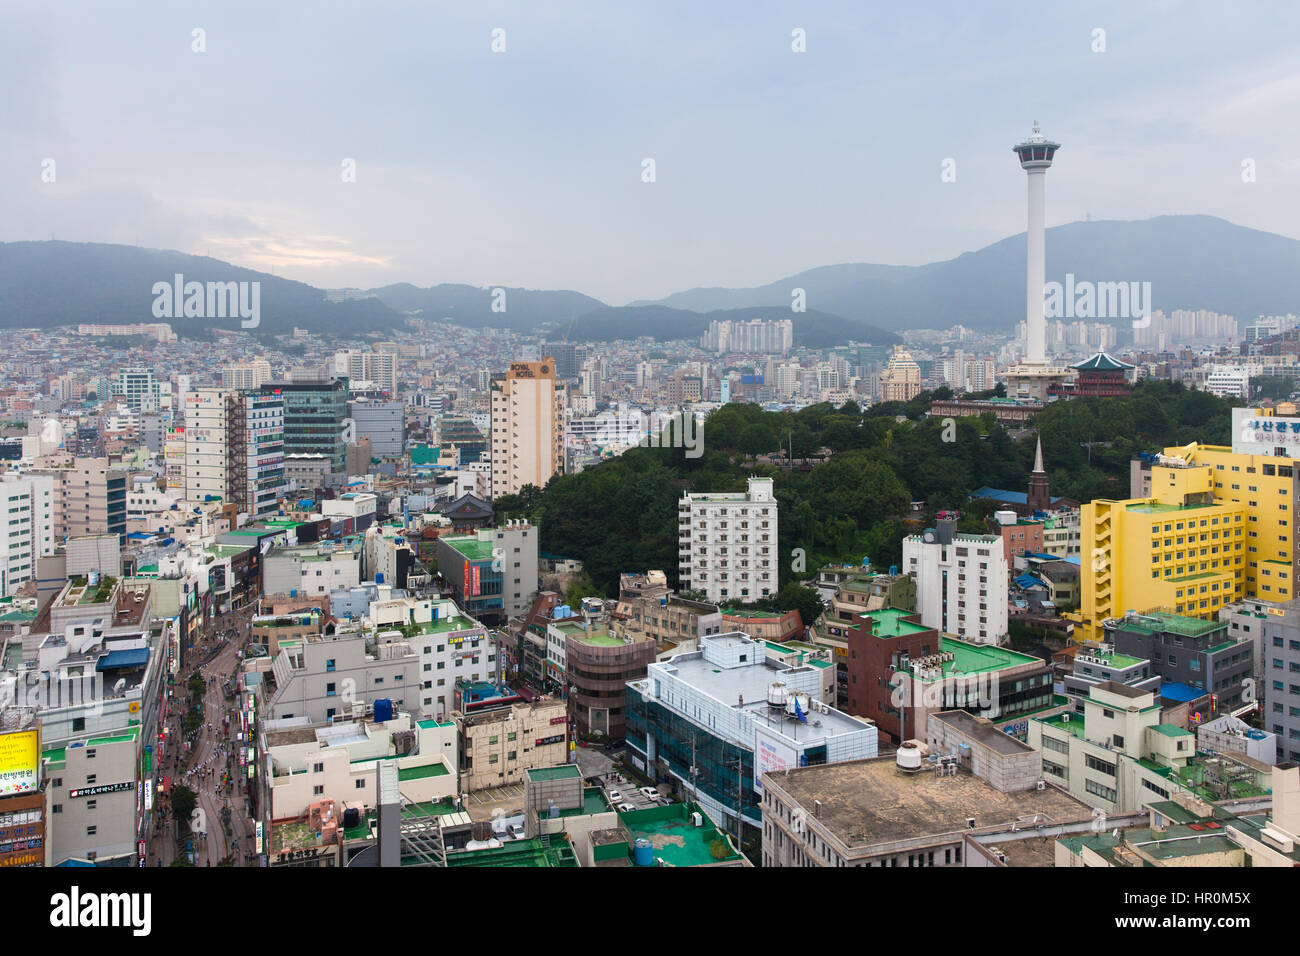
{"left": 86, "top": 825, "right": 97, "bottom": 836}
{"left": 313, "top": 785, "right": 324, "bottom": 795}
{"left": 355, "top": 779, "right": 365, "bottom": 789}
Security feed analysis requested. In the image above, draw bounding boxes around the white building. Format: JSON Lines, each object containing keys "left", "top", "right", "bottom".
{"left": 1204, "top": 365, "right": 1251, "bottom": 400}
{"left": 222, "top": 360, "right": 272, "bottom": 390}
{"left": 678, "top": 476, "right": 778, "bottom": 603}
{"left": 322, "top": 492, "right": 378, "bottom": 523}
{"left": 626, "top": 633, "right": 877, "bottom": 835}
{"left": 367, "top": 595, "right": 496, "bottom": 719}
{"left": 903, "top": 518, "right": 1009, "bottom": 645}
{"left": 0, "top": 474, "right": 56, "bottom": 597}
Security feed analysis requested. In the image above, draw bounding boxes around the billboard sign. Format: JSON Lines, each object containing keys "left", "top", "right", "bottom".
{"left": 753, "top": 726, "right": 798, "bottom": 795}
{"left": 0, "top": 730, "right": 39, "bottom": 795}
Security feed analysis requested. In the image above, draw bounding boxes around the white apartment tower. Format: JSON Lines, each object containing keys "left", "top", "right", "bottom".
{"left": 678, "top": 476, "right": 778, "bottom": 603}
{"left": 903, "top": 517, "right": 1009, "bottom": 645}
{"left": 489, "top": 359, "right": 566, "bottom": 498}
{"left": 0, "top": 474, "right": 56, "bottom": 597}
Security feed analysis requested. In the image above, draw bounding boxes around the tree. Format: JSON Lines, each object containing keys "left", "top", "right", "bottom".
{"left": 773, "top": 581, "right": 826, "bottom": 627}
{"left": 738, "top": 422, "right": 779, "bottom": 462}
{"left": 170, "top": 785, "right": 198, "bottom": 834}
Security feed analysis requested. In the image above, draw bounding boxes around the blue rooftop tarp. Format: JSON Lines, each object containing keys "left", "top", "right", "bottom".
{"left": 96, "top": 648, "right": 149, "bottom": 671}
{"left": 1014, "top": 573, "right": 1044, "bottom": 589}
{"left": 1160, "top": 682, "right": 1205, "bottom": 703}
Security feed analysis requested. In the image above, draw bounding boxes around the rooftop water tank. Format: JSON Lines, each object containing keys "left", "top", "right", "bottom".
{"left": 896, "top": 743, "right": 922, "bottom": 771}
{"left": 342, "top": 807, "right": 360, "bottom": 829}
{"left": 767, "top": 681, "right": 788, "bottom": 709}
{"left": 373, "top": 698, "right": 393, "bottom": 723}
{"left": 633, "top": 838, "right": 654, "bottom": 867}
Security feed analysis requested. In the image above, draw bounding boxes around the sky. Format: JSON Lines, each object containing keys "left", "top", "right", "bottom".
{"left": 4, "top": 0, "right": 1300, "bottom": 304}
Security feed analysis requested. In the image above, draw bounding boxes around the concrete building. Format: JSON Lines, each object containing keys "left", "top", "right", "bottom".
{"left": 903, "top": 516, "right": 1009, "bottom": 645}
{"left": 367, "top": 594, "right": 495, "bottom": 720}
{"left": 0, "top": 474, "right": 56, "bottom": 597}
{"left": 348, "top": 399, "right": 404, "bottom": 458}
{"left": 1077, "top": 454, "right": 1245, "bottom": 643}
{"left": 560, "top": 623, "right": 656, "bottom": 738}
{"left": 266, "top": 630, "right": 421, "bottom": 724}
{"left": 626, "top": 633, "right": 878, "bottom": 841}
{"left": 845, "top": 607, "right": 1054, "bottom": 743}
{"left": 262, "top": 713, "right": 457, "bottom": 825}
{"left": 761, "top": 711, "right": 1095, "bottom": 868}
{"left": 436, "top": 522, "right": 538, "bottom": 622}
{"left": 1106, "top": 611, "right": 1253, "bottom": 712}
{"left": 454, "top": 697, "right": 569, "bottom": 792}
{"left": 222, "top": 359, "right": 272, "bottom": 390}
{"left": 678, "top": 476, "right": 778, "bottom": 604}
{"left": 183, "top": 388, "right": 286, "bottom": 518}
{"left": 617, "top": 590, "right": 723, "bottom": 650}
{"left": 1061, "top": 642, "right": 1160, "bottom": 714}
{"left": 263, "top": 543, "right": 361, "bottom": 598}
{"left": 1027, "top": 681, "right": 1268, "bottom": 813}
{"left": 33, "top": 458, "right": 128, "bottom": 544}
{"left": 2, "top": 583, "right": 166, "bottom": 866}
{"left": 489, "top": 359, "right": 565, "bottom": 498}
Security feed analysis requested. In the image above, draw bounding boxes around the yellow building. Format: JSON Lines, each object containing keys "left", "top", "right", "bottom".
{"left": 1159, "top": 439, "right": 1297, "bottom": 602}
{"left": 1078, "top": 459, "right": 1245, "bottom": 643}
{"left": 880, "top": 347, "right": 922, "bottom": 403}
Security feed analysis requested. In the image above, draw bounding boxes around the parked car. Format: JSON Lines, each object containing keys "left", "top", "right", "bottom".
{"left": 639, "top": 786, "right": 659, "bottom": 799}
{"left": 607, "top": 789, "right": 623, "bottom": 802}
{"left": 509, "top": 823, "right": 525, "bottom": 839}
{"left": 617, "top": 802, "right": 636, "bottom": 813}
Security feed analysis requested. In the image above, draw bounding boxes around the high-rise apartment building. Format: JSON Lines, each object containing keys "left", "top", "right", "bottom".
{"left": 184, "top": 388, "right": 286, "bottom": 517}
{"left": 489, "top": 359, "right": 565, "bottom": 498}
{"left": 0, "top": 474, "right": 56, "bottom": 596}
{"left": 902, "top": 517, "right": 1009, "bottom": 645}
{"left": 333, "top": 350, "right": 398, "bottom": 394}
{"left": 222, "top": 359, "right": 273, "bottom": 390}
{"left": 701, "top": 319, "right": 793, "bottom": 355}
{"left": 678, "top": 476, "right": 778, "bottom": 603}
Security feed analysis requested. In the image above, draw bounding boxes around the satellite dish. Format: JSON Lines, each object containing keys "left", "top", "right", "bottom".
{"left": 923, "top": 532, "right": 936, "bottom": 543}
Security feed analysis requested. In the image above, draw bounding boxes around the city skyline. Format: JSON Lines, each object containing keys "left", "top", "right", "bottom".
{"left": 4, "top": 1, "right": 1300, "bottom": 302}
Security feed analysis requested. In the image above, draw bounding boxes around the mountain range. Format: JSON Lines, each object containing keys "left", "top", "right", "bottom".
{"left": 3, "top": 215, "right": 1298, "bottom": 342}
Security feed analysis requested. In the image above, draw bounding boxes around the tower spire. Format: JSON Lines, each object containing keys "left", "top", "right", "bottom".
{"left": 1033, "top": 436, "right": 1045, "bottom": 474}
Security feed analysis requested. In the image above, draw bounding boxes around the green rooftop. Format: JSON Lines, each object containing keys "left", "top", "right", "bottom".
{"left": 864, "top": 607, "right": 930, "bottom": 638}
{"left": 397, "top": 762, "right": 451, "bottom": 781}
{"left": 526, "top": 765, "right": 582, "bottom": 782}
{"left": 1127, "top": 501, "right": 1220, "bottom": 514}
{"left": 1079, "top": 649, "right": 1146, "bottom": 670}
{"left": 905, "top": 638, "right": 1042, "bottom": 682}
{"left": 442, "top": 536, "right": 495, "bottom": 561}
{"left": 444, "top": 835, "right": 579, "bottom": 868}
{"left": 1150, "top": 723, "right": 1193, "bottom": 739}
{"left": 1117, "top": 612, "right": 1223, "bottom": 637}
{"left": 616, "top": 802, "right": 743, "bottom": 867}
{"left": 1038, "top": 711, "right": 1086, "bottom": 738}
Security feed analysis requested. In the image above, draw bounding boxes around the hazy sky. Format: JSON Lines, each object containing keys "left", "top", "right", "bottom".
{"left": 4, "top": 1, "right": 1300, "bottom": 304}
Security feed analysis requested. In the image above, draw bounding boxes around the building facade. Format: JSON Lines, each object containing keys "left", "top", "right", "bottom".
{"left": 678, "top": 477, "right": 778, "bottom": 603}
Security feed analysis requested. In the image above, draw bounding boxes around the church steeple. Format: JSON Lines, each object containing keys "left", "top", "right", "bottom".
{"left": 1027, "top": 437, "right": 1050, "bottom": 513}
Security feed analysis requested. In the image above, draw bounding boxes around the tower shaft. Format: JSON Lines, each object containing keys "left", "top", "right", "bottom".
{"left": 1025, "top": 168, "right": 1047, "bottom": 365}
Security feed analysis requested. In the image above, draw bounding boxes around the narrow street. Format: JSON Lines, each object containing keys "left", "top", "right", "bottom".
{"left": 148, "top": 603, "right": 258, "bottom": 867}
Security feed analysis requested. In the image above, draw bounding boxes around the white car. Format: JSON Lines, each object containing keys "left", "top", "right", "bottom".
{"left": 639, "top": 786, "right": 659, "bottom": 799}
{"left": 508, "top": 823, "right": 525, "bottom": 840}
{"left": 607, "top": 789, "right": 623, "bottom": 802}
{"left": 617, "top": 802, "right": 636, "bottom": 813}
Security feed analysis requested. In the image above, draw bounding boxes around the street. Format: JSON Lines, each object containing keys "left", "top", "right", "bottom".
{"left": 148, "top": 602, "right": 258, "bottom": 867}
